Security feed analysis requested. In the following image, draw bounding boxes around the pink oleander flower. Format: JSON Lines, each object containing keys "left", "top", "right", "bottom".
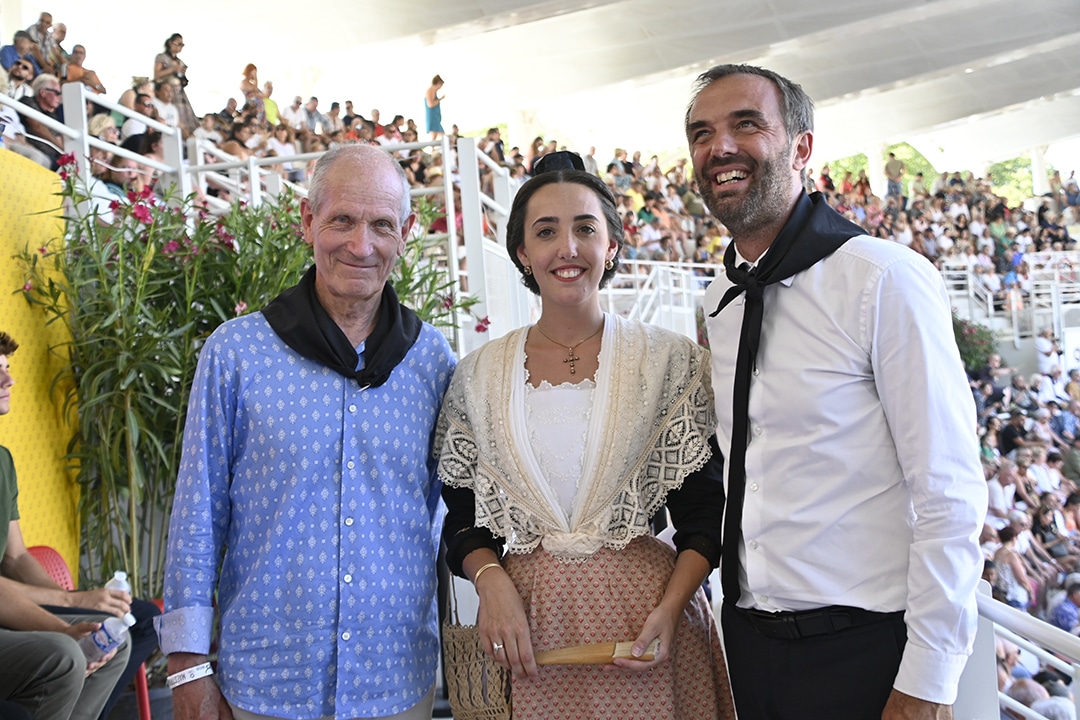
{"left": 475, "top": 316, "right": 491, "bottom": 333}
{"left": 234, "top": 301, "right": 248, "bottom": 315}
{"left": 441, "top": 293, "right": 454, "bottom": 310}
{"left": 109, "top": 199, "right": 122, "bottom": 212}
{"left": 58, "top": 169, "right": 69, "bottom": 181}
{"left": 161, "top": 240, "right": 182, "bottom": 255}
{"left": 132, "top": 204, "right": 153, "bottom": 224}
{"left": 38, "top": 246, "right": 48, "bottom": 256}
{"left": 22, "top": 280, "right": 33, "bottom": 292}
{"left": 57, "top": 152, "right": 76, "bottom": 168}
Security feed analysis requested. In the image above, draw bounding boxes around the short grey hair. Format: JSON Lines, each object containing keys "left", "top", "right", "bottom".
{"left": 307, "top": 143, "right": 411, "bottom": 223}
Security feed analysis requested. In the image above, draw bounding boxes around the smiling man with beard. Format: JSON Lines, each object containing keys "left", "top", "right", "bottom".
{"left": 687, "top": 64, "right": 986, "bottom": 720}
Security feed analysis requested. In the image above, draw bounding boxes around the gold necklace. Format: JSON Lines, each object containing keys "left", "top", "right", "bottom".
{"left": 532, "top": 321, "right": 604, "bottom": 375}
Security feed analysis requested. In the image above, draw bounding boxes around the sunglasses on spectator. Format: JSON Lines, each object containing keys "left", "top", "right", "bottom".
{"left": 40, "top": 87, "right": 61, "bottom": 96}
{"left": 13, "top": 63, "right": 31, "bottom": 71}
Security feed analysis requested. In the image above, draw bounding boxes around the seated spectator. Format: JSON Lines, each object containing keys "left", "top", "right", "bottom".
{"left": 0, "top": 331, "right": 136, "bottom": 720}
{"left": 0, "top": 31, "right": 42, "bottom": 75}
{"left": 219, "top": 121, "right": 254, "bottom": 160}
{"left": 19, "top": 73, "right": 65, "bottom": 168}
{"left": 995, "top": 526, "right": 1034, "bottom": 609}
{"left": 987, "top": 458, "right": 1015, "bottom": 529}
{"left": 1030, "top": 697, "right": 1076, "bottom": 720}
{"left": 100, "top": 156, "right": 144, "bottom": 196}
{"left": 1032, "top": 504, "right": 1079, "bottom": 571}
{"left": 192, "top": 114, "right": 223, "bottom": 146}
{"left": 1005, "top": 679, "right": 1050, "bottom": 719}
{"left": 151, "top": 80, "right": 180, "bottom": 129}
{"left": 5, "top": 58, "right": 33, "bottom": 100}
{"left": 87, "top": 113, "right": 119, "bottom": 145}
{"left": 0, "top": 101, "right": 51, "bottom": 166}
{"left": 301, "top": 96, "right": 327, "bottom": 136}
{"left": 279, "top": 95, "right": 303, "bottom": 130}
{"left": 1050, "top": 582, "right": 1080, "bottom": 632}
{"left": 116, "top": 76, "right": 151, "bottom": 117}
{"left": 121, "top": 93, "right": 155, "bottom": 140}
{"left": 59, "top": 44, "right": 106, "bottom": 95}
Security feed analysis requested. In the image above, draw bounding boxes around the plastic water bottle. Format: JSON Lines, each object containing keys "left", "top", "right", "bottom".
{"left": 79, "top": 613, "right": 136, "bottom": 662}
{"left": 104, "top": 571, "right": 130, "bottom": 594}
{"left": 80, "top": 571, "right": 137, "bottom": 662}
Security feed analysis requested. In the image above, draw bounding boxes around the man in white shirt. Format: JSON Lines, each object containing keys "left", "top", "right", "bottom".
{"left": 1036, "top": 328, "right": 1062, "bottom": 376}
{"left": 279, "top": 96, "right": 303, "bottom": 130}
{"left": 151, "top": 81, "right": 179, "bottom": 129}
{"left": 687, "top": 64, "right": 985, "bottom": 719}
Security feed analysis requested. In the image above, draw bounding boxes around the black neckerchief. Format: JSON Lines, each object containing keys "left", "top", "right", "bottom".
{"left": 712, "top": 191, "right": 864, "bottom": 603}
{"left": 262, "top": 265, "right": 422, "bottom": 389}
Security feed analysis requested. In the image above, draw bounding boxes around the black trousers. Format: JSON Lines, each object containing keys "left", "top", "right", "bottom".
{"left": 721, "top": 602, "right": 907, "bottom": 719}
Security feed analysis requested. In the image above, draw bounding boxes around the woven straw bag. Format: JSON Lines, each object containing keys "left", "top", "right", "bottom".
{"left": 442, "top": 577, "right": 512, "bottom": 720}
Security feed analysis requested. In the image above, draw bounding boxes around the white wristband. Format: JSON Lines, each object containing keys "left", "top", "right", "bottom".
{"left": 166, "top": 662, "right": 214, "bottom": 690}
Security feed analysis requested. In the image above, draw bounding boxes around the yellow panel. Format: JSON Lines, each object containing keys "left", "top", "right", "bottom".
{"left": 0, "top": 149, "right": 81, "bottom": 580}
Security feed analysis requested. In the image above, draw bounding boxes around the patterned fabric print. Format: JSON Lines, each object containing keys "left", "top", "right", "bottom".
{"left": 525, "top": 381, "right": 594, "bottom": 521}
{"left": 156, "top": 313, "right": 455, "bottom": 719}
{"left": 505, "top": 536, "right": 735, "bottom": 719}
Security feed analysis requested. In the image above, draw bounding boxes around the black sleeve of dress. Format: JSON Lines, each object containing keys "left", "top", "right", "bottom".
{"left": 441, "top": 483, "right": 504, "bottom": 578}
{"left": 665, "top": 434, "right": 725, "bottom": 568}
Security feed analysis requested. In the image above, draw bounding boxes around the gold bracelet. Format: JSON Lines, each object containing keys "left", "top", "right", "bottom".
{"left": 472, "top": 561, "right": 502, "bottom": 585}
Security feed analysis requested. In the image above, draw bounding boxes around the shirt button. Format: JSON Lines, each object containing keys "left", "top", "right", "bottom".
{"left": 749, "top": 540, "right": 758, "bottom": 550}
{"left": 753, "top": 426, "right": 762, "bottom": 435}
{"left": 344, "top": 517, "right": 354, "bottom": 526}
{"left": 749, "top": 483, "right": 759, "bottom": 492}
{"left": 753, "top": 368, "right": 760, "bottom": 376}
{"left": 759, "top": 595, "right": 768, "bottom": 604}
{"left": 341, "top": 631, "right": 351, "bottom": 641}
{"left": 343, "top": 574, "right": 353, "bottom": 583}
{"left": 346, "top": 460, "right": 355, "bottom": 469}
{"left": 348, "top": 404, "right": 357, "bottom": 413}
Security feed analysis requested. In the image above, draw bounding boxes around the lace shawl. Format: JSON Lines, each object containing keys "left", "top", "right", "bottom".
{"left": 435, "top": 314, "right": 716, "bottom": 561}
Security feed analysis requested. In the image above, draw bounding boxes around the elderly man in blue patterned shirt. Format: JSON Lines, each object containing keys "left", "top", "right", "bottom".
{"left": 155, "top": 144, "right": 456, "bottom": 720}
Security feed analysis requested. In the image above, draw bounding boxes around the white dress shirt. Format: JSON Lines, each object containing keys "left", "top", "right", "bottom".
{"left": 705, "top": 235, "right": 986, "bottom": 704}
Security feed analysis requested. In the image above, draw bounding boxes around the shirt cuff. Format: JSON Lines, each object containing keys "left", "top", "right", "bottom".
{"left": 893, "top": 641, "right": 970, "bottom": 705}
{"left": 154, "top": 605, "right": 216, "bottom": 656}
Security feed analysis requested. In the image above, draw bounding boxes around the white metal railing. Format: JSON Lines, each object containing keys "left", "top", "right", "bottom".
{"left": 955, "top": 581, "right": 1080, "bottom": 719}
{"left": 456, "top": 137, "right": 532, "bottom": 350}
{"left": 944, "top": 253, "right": 1080, "bottom": 352}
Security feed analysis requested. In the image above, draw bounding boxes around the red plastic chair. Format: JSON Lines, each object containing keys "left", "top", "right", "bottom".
{"left": 28, "top": 546, "right": 153, "bottom": 720}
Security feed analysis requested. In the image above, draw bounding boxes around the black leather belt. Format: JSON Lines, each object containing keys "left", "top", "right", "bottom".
{"left": 735, "top": 604, "right": 903, "bottom": 641}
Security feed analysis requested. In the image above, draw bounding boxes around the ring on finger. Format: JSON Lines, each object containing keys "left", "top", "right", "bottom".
{"left": 492, "top": 642, "right": 504, "bottom": 654}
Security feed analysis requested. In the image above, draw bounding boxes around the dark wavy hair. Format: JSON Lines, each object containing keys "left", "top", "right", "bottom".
{"left": 505, "top": 170, "right": 624, "bottom": 295}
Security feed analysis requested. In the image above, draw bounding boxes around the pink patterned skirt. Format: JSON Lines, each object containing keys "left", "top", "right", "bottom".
{"left": 503, "top": 536, "right": 735, "bottom": 720}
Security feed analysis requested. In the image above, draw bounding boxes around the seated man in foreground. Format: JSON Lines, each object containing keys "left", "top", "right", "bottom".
{"left": 0, "top": 331, "right": 130, "bottom": 720}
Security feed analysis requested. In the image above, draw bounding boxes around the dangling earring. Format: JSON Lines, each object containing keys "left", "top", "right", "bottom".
{"left": 523, "top": 265, "right": 533, "bottom": 276}
{"left": 604, "top": 258, "right": 614, "bottom": 270}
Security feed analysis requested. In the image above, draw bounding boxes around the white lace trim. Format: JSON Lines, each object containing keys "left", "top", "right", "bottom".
{"left": 436, "top": 315, "right": 716, "bottom": 561}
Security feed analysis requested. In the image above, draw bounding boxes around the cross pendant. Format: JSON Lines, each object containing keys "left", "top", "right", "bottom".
{"left": 564, "top": 349, "right": 581, "bottom": 374}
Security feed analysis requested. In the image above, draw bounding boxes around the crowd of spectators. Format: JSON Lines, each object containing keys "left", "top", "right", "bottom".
{"left": 3, "top": 9, "right": 1079, "bottom": 264}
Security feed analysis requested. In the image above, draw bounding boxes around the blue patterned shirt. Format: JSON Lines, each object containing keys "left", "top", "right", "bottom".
{"left": 156, "top": 313, "right": 455, "bottom": 719}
